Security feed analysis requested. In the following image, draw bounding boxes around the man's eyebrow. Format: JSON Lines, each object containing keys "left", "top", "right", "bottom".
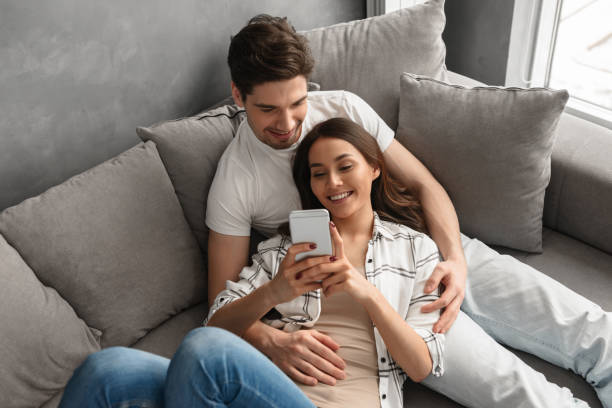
{"left": 254, "top": 95, "right": 308, "bottom": 109}
{"left": 309, "top": 153, "right": 353, "bottom": 168}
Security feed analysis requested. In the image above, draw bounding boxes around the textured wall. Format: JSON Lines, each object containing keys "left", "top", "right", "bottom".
{"left": 0, "top": 0, "right": 365, "bottom": 211}
{"left": 443, "top": 0, "right": 514, "bottom": 85}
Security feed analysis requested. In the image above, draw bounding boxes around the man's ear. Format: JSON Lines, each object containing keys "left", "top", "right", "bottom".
{"left": 231, "top": 82, "right": 245, "bottom": 107}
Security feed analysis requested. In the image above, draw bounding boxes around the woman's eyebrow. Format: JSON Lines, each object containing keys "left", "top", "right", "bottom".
{"left": 309, "top": 153, "right": 353, "bottom": 168}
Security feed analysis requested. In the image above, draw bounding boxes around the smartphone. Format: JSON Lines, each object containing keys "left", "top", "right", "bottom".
{"left": 289, "top": 209, "right": 333, "bottom": 262}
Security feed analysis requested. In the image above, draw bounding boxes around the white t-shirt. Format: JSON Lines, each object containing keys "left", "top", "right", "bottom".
{"left": 206, "top": 90, "right": 395, "bottom": 237}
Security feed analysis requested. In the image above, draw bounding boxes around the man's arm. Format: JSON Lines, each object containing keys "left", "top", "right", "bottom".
{"left": 207, "top": 230, "right": 250, "bottom": 305}
{"left": 207, "top": 229, "right": 346, "bottom": 385}
{"left": 383, "top": 139, "right": 467, "bottom": 333}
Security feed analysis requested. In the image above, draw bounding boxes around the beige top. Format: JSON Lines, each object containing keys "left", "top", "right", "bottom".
{"left": 297, "top": 266, "right": 381, "bottom": 408}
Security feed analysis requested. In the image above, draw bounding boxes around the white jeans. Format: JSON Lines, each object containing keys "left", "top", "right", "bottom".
{"left": 421, "top": 235, "right": 611, "bottom": 408}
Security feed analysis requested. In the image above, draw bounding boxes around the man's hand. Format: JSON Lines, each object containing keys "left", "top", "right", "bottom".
{"left": 261, "top": 328, "right": 346, "bottom": 386}
{"left": 420, "top": 257, "right": 467, "bottom": 333}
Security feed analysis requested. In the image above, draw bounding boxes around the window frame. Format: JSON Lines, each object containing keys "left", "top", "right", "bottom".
{"left": 366, "top": 0, "right": 425, "bottom": 17}
{"left": 506, "top": 0, "right": 612, "bottom": 130}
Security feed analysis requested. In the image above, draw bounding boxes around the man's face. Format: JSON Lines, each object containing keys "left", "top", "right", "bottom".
{"left": 232, "top": 76, "right": 308, "bottom": 150}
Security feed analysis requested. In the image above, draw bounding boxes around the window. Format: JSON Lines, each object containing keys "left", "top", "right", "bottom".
{"left": 508, "top": 0, "right": 612, "bottom": 129}
{"left": 366, "top": 0, "right": 425, "bottom": 17}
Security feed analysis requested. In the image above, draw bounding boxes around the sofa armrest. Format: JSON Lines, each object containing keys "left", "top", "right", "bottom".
{"left": 544, "top": 113, "right": 612, "bottom": 255}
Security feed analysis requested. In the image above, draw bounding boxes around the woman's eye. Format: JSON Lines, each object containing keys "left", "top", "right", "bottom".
{"left": 340, "top": 165, "right": 352, "bottom": 171}
{"left": 312, "top": 172, "right": 325, "bottom": 178}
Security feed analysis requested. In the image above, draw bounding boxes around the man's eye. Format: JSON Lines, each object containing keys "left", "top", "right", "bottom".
{"left": 261, "top": 108, "right": 274, "bottom": 113}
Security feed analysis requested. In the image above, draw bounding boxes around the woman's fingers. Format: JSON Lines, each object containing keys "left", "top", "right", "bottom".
{"left": 285, "top": 242, "right": 319, "bottom": 264}
{"left": 297, "top": 260, "right": 340, "bottom": 282}
{"left": 329, "top": 221, "right": 345, "bottom": 259}
{"left": 321, "top": 269, "right": 347, "bottom": 295}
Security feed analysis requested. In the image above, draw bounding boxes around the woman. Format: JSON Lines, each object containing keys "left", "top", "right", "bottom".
{"left": 206, "top": 117, "right": 445, "bottom": 408}
{"left": 61, "top": 117, "right": 586, "bottom": 408}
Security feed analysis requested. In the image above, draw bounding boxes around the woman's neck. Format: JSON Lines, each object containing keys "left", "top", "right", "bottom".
{"left": 331, "top": 205, "right": 375, "bottom": 242}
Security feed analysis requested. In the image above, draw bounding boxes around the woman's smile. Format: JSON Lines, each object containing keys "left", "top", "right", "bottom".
{"left": 328, "top": 191, "right": 353, "bottom": 203}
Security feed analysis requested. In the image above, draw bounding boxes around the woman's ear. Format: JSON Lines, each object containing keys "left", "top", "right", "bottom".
{"left": 372, "top": 166, "right": 381, "bottom": 180}
{"left": 231, "top": 82, "right": 245, "bottom": 107}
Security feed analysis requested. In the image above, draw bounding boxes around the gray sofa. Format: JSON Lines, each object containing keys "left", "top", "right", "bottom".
{"left": 1, "top": 2, "right": 611, "bottom": 408}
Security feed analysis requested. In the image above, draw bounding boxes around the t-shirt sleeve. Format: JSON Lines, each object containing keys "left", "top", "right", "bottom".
{"left": 205, "top": 158, "right": 253, "bottom": 237}
{"left": 405, "top": 234, "right": 446, "bottom": 378}
{"left": 342, "top": 91, "right": 395, "bottom": 152}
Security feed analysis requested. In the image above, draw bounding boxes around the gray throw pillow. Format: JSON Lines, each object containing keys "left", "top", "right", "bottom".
{"left": 137, "top": 105, "right": 245, "bottom": 258}
{"left": 0, "top": 233, "right": 100, "bottom": 408}
{"left": 396, "top": 73, "right": 568, "bottom": 252}
{"left": 302, "top": 0, "right": 447, "bottom": 129}
{"left": 0, "top": 142, "right": 204, "bottom": 347}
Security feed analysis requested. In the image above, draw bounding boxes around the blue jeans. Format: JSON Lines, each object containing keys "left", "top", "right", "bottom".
{"left": 59, "top": 327, "right": 315, "bottom": 408}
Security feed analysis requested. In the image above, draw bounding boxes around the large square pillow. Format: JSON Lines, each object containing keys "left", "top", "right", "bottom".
{"left": 396, "top": 73, "right": 568, "bottom": 252}
{"left": 0, "top": 233, "right": 100, "bottom": 408}
{"left": 303, "top": 0, "right": 447, "bottom": 129}
{"left": 137, "top": 105, "right": 245, "bottom": 257}
{"left": 0, "top": 142, "right": 204, "bottom": 347}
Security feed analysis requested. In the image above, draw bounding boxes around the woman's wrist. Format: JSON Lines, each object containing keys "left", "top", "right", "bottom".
{"left": 259, "top": 282, "right": 282, "bottom": 310}
{"left": 356, "top": 280, "right": 382, "bottom": 308}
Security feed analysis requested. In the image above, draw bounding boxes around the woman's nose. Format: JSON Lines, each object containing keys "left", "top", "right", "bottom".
{"left": 328, "top": 171, "right": 342, "bottom": 186}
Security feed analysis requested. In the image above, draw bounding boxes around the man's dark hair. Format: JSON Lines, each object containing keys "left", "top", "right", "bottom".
{"left": 228, "top": 15, "right": 315, "bottom": 100}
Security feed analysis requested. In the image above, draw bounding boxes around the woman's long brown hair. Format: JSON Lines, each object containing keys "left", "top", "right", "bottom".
{"left": 293, "top": 117, "right": 427, "bottom": 233}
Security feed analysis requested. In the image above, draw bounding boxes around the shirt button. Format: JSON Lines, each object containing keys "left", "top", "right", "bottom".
{"left": 368, "top": 259, "right": 373, "bottom": 263}
{"left": 381, "top": 357, "right": 386, "bottom": 363}
{"left": 382, "top": 394, "right": 387, "bottom": 399}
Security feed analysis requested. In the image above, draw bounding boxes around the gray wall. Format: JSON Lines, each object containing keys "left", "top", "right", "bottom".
{"left": 443, "top": 0, "right": 515, "bottom": 85}
{"left": 0, "top": 0, "right": 365, "bottom": 211}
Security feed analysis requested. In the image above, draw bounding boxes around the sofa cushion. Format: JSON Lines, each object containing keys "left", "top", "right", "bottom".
{"left": 302, "top": 0, "right": 447, "bottom": 129}
{"left": 496, "top": 228, "right": 612, "bottom": 312}
{"left": 137, "top": 105, "right": 245, "bottom": 258}
{"left": 0, "top": 233, "right": 100, "bottom": 408}
{"left": 0, "top": 142, "right": 204, "bottom": 347}
{"left": 132, "top": 302, "right": 208, "bottom": 359}
{"left": 396, "top": 73, "right": 568, "bottom": 252}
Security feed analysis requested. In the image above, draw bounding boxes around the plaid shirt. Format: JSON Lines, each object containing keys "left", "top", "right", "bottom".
{"left": 206, "top": 213, "right": 445, "bottom": 408}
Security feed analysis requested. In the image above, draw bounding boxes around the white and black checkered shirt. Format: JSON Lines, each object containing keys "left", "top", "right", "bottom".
{"left": 206, "top": 212, "right": 445, "bottom": 408}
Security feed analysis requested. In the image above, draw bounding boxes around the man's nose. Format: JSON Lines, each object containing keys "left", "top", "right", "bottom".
{"left": 276, "top": 109, "right": 295, "bottom": 131}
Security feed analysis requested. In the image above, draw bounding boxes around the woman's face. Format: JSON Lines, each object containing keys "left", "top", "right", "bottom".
{"left": 308, "top": 137, "right": 380, "bottom": 220}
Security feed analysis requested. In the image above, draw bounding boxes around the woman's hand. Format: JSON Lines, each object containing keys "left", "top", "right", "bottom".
{"left": 267, "top": 243, "right": 332, "bottom": 305}
{"left": 321, "top": 222, "right": 374, "bottom": 303}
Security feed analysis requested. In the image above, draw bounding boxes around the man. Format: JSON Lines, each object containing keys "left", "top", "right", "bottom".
{"left": 60, "top": 14, "right": 609, "bottom": 408}
{"left": 206, "top": 14, "right": 610, "bottom": 407}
